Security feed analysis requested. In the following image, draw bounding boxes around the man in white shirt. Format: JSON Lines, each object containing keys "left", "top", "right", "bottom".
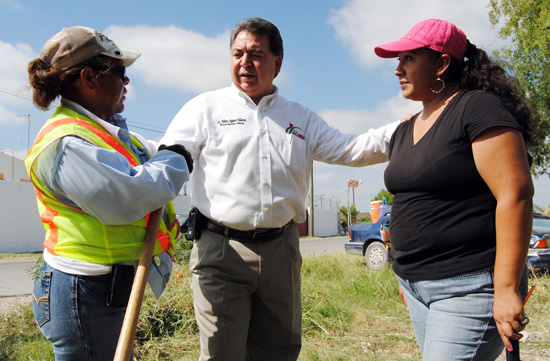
{"left": 160, "top": 17, "right": 399, "bottom": 361}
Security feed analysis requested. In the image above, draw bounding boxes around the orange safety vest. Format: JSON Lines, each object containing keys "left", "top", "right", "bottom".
{"left": 25, "top": 106, "right": 179, "bottom": 264}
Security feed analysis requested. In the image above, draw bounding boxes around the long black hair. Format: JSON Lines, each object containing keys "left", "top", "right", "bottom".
{"left": 443, "top": 41, "right": 536, "bottom": 145}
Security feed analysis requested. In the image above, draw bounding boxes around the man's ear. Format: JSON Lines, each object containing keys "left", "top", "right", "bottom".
{"left": 80, "top": 67, "right": 99, "bottom": 90}
{"left": 273, "top": 55, "right": 282, "bottom": 79}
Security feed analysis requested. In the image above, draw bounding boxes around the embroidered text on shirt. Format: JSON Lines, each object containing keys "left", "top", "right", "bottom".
{"left": 217, "top": 118, "right": 247, "bottom": 126}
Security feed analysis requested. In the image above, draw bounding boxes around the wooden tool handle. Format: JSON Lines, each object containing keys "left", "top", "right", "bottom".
{"left": 113, "top": 207, "right": 164, "bottom": 361}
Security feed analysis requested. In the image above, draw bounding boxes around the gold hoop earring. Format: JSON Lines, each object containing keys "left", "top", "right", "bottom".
{"left": 430, "top": 77, "right": 445, "bottom": 94}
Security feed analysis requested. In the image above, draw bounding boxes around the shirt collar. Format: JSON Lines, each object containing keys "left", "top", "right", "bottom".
{"left": 231, "top": 83, "right": 279, "bottom": 108}
{"left": 60, "top": 98, "right": 128, "bottom": 138}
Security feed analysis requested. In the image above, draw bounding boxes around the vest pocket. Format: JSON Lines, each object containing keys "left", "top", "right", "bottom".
{"left": 32, "top": 269, "right": 51, "bottom": 327}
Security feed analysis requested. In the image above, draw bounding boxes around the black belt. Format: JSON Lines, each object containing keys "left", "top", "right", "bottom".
{"left": 203, "top": 218, "right": 293, "bottom": 241}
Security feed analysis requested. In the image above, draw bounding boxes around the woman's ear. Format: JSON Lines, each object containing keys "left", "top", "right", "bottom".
{"left": 436, "top": 54, "right": 452, "bottom": 78}
{"left": 80, "top": 67, "right": 99, "bottom": 90}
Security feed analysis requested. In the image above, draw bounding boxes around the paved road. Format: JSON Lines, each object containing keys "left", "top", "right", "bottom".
{"left": 299, "top": 235, "right": 348, "bottom": 256}
{"left": 0, "top": 259, "right": 37, "bottom": 297}
{"left": 0, "top": 236, "right": 349, "bottom": 298}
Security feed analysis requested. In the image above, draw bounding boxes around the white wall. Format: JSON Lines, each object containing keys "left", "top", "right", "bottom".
{"left": 172, "top": 193, "right": 191, "bottom": 222}
{"left": 0, "top": 151, "right": 29, "bottom": 182}
{"left": 310, "top": 207, "right": 339, "bottom": 237}
{"left": 0, "top": 179, "right": 191, "bottom": 254}
{"left": 0, "top": 181, "right": 44, "bottom": 253}
{"left": 0, "top": 152, "right": 193, "bottom": 253}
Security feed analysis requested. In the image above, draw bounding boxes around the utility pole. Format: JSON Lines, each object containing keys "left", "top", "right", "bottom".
{"left": 17, "top": 114, "right": 31, "bottom": 150}
{"left": 310, "top": 161, "right": 314, "bottom": 237}
{"left": 347, "top": 183, "right": 351, "bottom": 229}
{"left": 347, "top": 179, "right": 360, "bottom": 225}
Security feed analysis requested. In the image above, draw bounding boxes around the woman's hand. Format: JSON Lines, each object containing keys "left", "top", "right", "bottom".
{"left": 472, "top": 127, "right": 533, "bottom": 352}
{"left": 493, "top": 288, "right": 528, "bottom": 351}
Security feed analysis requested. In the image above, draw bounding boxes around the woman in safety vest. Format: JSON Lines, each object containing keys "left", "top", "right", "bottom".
{"left": 25, "top": 26, "right": 193, "bottom": 360}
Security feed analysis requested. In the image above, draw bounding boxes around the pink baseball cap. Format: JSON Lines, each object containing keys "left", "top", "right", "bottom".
{"left": 374, "top": 19, "right": 467, "bottom": 61}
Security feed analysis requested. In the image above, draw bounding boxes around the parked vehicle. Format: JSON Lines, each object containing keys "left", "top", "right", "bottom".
{"left": 528, "top": 212, "right": 550, "bottom": 270}
{"left": 346, "top": 209, "right": 550, "bottom": 271}
{"left": 344, "top": 212, "right": 391, "bottom": 270}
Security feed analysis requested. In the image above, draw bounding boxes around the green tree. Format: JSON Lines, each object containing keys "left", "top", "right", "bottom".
{"left": 357, "top": 216, "right": 372, "bottom": 223}
{"left": 339, "top": 204, "right": 359, "bottom": 224}
{"left": 489, "top": 0, "right": 550, "bottom": 175}
{"left": 372, "top": 189, "right": 394, "bottom": 205}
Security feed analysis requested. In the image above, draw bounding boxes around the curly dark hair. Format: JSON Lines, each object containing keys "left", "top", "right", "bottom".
{"left": 28, "top": 55, "right": 113, "bottom": 110}
{"left": 441, "top": 41, "right": 536, "bottom": 145}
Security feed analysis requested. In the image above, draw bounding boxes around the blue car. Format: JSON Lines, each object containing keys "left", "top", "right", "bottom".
{"left": 345, "top": 210, "right": 549, "bottom": 271}
{"left": 528, "top": 212, "right": 550, "bottom": 270}
{"left": 344, "top": 213, "right": 391, "bottom": 270}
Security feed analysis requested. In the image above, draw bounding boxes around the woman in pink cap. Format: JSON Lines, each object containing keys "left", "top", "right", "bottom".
{"left": 374, "top": 19, "right": 535, "bottom": 360}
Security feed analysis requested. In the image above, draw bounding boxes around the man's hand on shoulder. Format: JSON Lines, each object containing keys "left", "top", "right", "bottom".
{"left": 158, "top": 144, "right": 194, "bottom": 173}
{"left": 401, "top": 114, "right": 415, "bottom": 122}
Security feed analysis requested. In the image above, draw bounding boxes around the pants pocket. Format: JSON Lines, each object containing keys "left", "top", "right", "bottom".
{"left": 32, "top": 268, "right": 52, "bottom": 327}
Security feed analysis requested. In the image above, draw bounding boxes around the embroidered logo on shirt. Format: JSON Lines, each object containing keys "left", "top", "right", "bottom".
{"left": 217, "top": 118, "right": 247, "bottom": 126}
{"left": 285, "top": 123, "right": 306, "bottom": 141}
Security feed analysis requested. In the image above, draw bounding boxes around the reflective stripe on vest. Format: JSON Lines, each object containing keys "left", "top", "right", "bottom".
{"left": 25, "top": 107, "right": 178, "bottom": 263}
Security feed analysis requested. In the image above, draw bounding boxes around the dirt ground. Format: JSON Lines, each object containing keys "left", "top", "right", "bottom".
{"left": 0, "top": 295, "right": 32, "bottom": 314}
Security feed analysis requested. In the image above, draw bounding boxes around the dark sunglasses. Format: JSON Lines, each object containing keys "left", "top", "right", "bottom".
{"left": 93, "top": 65, "right": 126, "bottom": 80}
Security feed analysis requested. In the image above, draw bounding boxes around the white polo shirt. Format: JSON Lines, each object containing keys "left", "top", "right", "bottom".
{"left": 161, "top": 85, "right": 399, "bottom": 230}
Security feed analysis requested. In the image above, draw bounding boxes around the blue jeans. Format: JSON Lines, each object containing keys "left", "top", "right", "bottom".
{"left": 32, "top": 262, "right": 127, "bottom": 361}
{"left": 396, "top": 270, "right": 503, "bottom": 361}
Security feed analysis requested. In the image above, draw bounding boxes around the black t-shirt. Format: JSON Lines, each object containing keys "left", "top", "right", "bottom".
{"left": 384, "top": 90, "right": 523, "bottom": 281}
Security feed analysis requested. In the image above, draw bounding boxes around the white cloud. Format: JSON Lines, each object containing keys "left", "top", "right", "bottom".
{"left": 104, "top": 25, "right": 231, "bottom": 94}
{"left": 0, "top": 41, "right": 34, "bottom": 91}
{"left": 0, "top": 104, "right": 18, "bottom": 125}
{"left": 0, "top": 40, "right": 35, "bottom": 124}
{"left": 319, "top": 93, "right": 422, "bottom": 134}
{"left": 314, "top": 94, "right": 422, "bottom": 211}
{"left": 328, "top": 0, "right": 502, "bottom": 70}
{"left": 0, "top": 0, "right": 22, "bottom": 9}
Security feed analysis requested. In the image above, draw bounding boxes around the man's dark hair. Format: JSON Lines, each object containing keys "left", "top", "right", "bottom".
{"left": 230, "top": 17, "right": 284, "bottom": 59}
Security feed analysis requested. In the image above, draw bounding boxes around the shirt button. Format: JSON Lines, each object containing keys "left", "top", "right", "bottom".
{"left": 261, "top": 130, "right": 267, "bottom": 135}
{"left": 264, "top": 207, "right": 270, "bottom": 213}
{"left": 263, "top": 180, "right": 269, "bottom": 185}
{"left": 262, "top": 154, "right": 267, "bottom": 159}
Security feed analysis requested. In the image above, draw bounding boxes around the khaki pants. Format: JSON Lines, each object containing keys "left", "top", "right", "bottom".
{"left": 190, "top": 223, "right": 302, "bottom": 361}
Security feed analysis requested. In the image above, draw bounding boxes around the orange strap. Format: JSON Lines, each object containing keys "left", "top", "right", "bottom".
{"left": 34, "top": 116, "right": 175, "bottom": 251}
{"left": 35, "top": 188, "right": 59, "bottom": 255}
{"left": 34, "top": 118, "right": 139, "bottom": 167}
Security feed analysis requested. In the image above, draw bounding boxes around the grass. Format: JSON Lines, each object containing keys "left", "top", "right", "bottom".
{"left": 0, "top": 252, "right": 41, "bottom": 261}
{"left": 1, "top": 242, "right": 549, "bottom": 360}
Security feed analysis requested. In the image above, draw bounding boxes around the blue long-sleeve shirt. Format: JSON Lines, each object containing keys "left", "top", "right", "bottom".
{"left": 34, "top": 99, "right": 189, "bottom": 225}
{"left": 35, "top": 98, "right": 190, "bottom": 282}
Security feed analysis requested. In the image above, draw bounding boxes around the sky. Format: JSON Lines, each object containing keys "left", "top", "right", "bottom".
{"left": 1, "top": 0, "right": 549, "bottom": 212}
